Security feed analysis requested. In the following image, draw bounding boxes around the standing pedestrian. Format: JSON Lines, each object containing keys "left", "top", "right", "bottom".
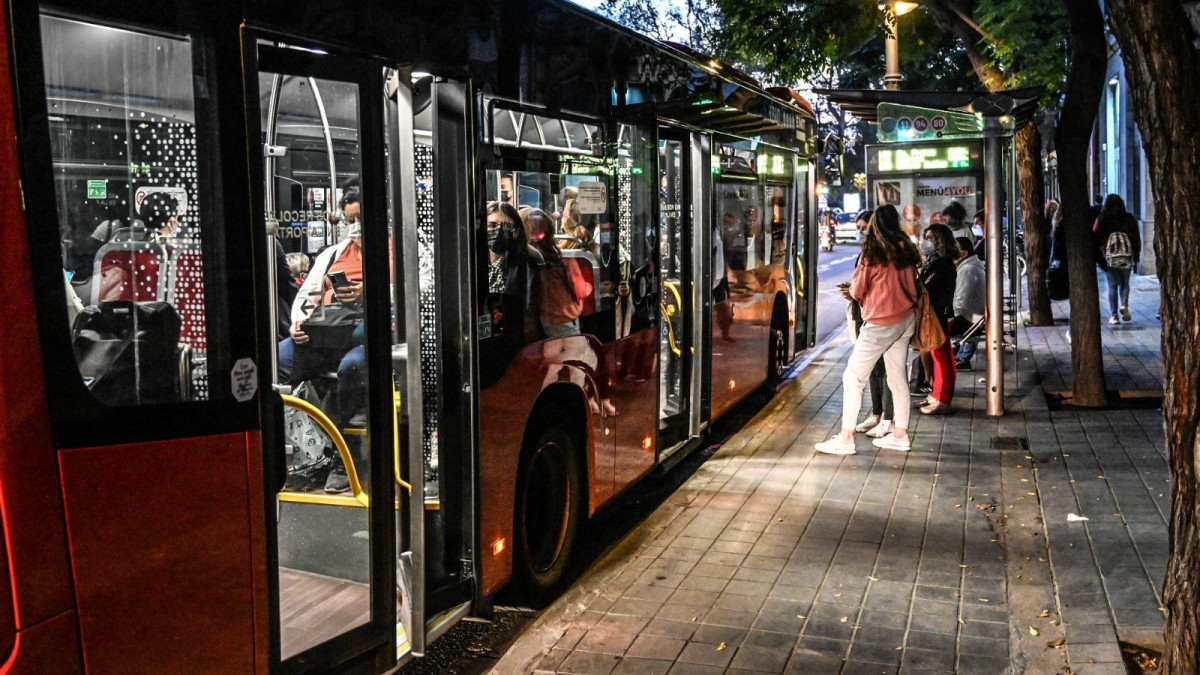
{"left": 843, "top": 211, "right": 894, "bottom": 438}
{"left": 915, "top": 223, "right": 959, "bottom": 415}
{"left": 816, "top": 205, "right": 920, "bottom": 455}
{"left": 1093, "top": 194, "right": 1141, "bottom": 324}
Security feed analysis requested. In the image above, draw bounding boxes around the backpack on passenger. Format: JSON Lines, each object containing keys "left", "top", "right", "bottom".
{"left": 72, "top": 300, "right": 181, "bottom": 406}
{"left": 1104, "top": 230, "right": 1134, "bottom": 270}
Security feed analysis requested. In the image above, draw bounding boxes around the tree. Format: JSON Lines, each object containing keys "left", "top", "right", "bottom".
{"left": 1053, "top": 0, "right": 1107, "bottom": 406}
{"left": 713, "top": 0, "right": 1111, "bottom": 405}
{"left": 1103, "top": 1, "right": 1200, "bottom": 670}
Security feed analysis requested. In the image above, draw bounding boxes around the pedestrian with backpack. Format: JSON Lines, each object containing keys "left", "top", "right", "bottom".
{"left": 1093, "top": 193, "right": 1141, "bottom": 325}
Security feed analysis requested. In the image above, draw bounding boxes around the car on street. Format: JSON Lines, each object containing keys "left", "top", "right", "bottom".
{"left": 834, "top": 211, "right": 862, "bottom": 243}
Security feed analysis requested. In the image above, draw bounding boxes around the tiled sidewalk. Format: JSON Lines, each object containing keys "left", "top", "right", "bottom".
{"left": 494, "top": 274, "right": 1166, "bottom": 675}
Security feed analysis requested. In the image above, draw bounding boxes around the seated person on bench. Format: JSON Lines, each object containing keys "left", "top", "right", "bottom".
{"left": 951, "top": 236, "right": 986, "bottom": 370}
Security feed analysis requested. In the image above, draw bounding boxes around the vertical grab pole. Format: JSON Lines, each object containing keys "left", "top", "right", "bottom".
{"left": 985, "top": 116, "right": 1005, "bottom": 416}
{"left": 308, "top": 77, "right": 339, "bottom": 248}
{"left": 265, "top": 74, "right": 283, "bottom": 382}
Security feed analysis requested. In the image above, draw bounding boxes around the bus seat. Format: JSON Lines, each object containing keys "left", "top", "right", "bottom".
{"left": 168, "top": 247, "right": 208, "bottom": 350}
{"left": 91, "top": 237, "right": 168, "bottom": 305}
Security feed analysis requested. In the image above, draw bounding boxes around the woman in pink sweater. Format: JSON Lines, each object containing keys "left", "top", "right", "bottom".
{"left": 816, "top": 205, "right": 920, "bottom": 454}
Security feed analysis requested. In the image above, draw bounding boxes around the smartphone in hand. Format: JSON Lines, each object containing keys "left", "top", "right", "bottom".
{"left": 327, "top": 271, "right": 350, "bottom": 289}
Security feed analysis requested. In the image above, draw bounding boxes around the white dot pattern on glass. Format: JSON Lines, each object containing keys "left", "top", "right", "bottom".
{"left": 416, "top": 144, "right": 439, "bottom": 486}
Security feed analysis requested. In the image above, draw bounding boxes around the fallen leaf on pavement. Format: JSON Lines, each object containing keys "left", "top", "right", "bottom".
{"left": 716, "top": 642, "right": 726, "bottom": 651}
{"left": 1038, "top": 609, "right": 1051, "bottom": 618}
{"left": 1029, "top": 626, "right": 1040, "bottom": 636}
{"left": 1048, "top": 638, "right": 1065, "bottom": 648}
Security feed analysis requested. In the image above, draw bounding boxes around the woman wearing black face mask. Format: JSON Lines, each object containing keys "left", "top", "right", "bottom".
{"left": 484, "top": 201, "right": 541, "bottom": 353}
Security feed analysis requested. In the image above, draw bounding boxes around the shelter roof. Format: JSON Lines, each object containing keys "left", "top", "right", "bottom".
{"left": 813, "top": 87, "right": 1044, "bottom": 126}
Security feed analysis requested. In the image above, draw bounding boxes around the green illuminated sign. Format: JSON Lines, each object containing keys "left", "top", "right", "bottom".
{"left": 871, "top": 144, "right": 980, "bottom": 173}
{"left": 87, "top": 180, "right": 107, "bottom": 199}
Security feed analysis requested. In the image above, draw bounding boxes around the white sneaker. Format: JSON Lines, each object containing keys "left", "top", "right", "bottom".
{"left": 1108, "top": 315, "right": 1120, "bottom": 325}
{"left": 854, "top": 414, "right": 882, "bottom": 433}
{"left": 866, "top": 420, "right": 893, "bottom": 438}
{"left": 872, "top": 433, "right": 911, "bottom": 452}
{"left": 815, "top": 436, "right": 856, "bottom": 455}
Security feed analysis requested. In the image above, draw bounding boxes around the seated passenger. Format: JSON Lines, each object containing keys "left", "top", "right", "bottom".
{"left": 480, "top": 201, "right": 540, "bottom": 386}
{"left": 278, "top": 189, "right": 367, "bottom": 423}
{"left": 278, "top": 189, "right": 368, "bottom": 492}
{"left": 524, "top": 207, "right": 584, "bottom": 337}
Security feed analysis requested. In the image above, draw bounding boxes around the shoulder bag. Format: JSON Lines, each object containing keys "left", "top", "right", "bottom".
{"left": 905, "top": 270, "right": 945, "bottom": 352}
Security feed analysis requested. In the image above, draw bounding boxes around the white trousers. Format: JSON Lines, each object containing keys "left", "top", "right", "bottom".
{"left": 841, "top": 313, "right": 916, "bottom": 432}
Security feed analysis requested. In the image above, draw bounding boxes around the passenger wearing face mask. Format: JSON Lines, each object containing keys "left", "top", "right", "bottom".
{"left": 914, "top": 223, "right": 960, "bottom": 415}
{"left": 278, "top": 188, "right": 370, "bottom": 492}
{"left": 485, "top": 200, "right": 541, "bottom": 344}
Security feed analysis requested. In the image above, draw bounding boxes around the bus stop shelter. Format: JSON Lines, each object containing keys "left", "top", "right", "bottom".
{"left": 815, "top": 87, "right": 1043, "bottom": 415}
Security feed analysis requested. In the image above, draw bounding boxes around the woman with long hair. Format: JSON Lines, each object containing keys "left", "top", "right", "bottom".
{"left": 915, "top": 223, "right": 959, "bottom": 414}
{"left": 1093, "top": 193, "right": 1141, "bottom": 324}
{"left": 522, "top": 207, "right": 583, "bottom": 337}
{"left": 817, "top": 204, "right": 920, "bottom": 454}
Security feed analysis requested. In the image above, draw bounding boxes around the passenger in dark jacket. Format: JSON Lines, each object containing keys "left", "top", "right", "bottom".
{"left": 1092, "top": 193, "right": 1141, "bottom": 324}
{"left": 916, "top": 223, "right": 959, "bottom": 414}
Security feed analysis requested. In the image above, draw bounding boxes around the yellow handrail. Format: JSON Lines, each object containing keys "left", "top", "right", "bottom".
{"left": 393, "top": 387, "right": 412, "bottom": 493}
{"left": 796, "top": 255, "right": 806, "bottom": 298}
{"left": 660, "top": 302, "right": 682, "bottom": 357}
{"left": 281, "top": 394, "right": 369, "bottom": 507}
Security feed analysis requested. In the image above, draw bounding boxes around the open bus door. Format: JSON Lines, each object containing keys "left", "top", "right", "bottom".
{"left": 655, "top": 128, "right": 705, "bottom": 458}
{"left": 249, "top": 40, "right": 400, "bottom": 671}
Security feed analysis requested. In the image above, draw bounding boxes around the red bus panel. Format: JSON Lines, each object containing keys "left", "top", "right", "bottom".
{"left": 58, "top": 433, "right": 265, "bottom": 672}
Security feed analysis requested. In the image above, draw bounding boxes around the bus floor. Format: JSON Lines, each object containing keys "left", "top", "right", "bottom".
{"left": 280, "top": 567, "right": 370, "bottom": 659}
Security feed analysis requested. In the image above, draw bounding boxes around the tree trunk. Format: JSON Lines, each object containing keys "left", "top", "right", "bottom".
{"left": 1019, "top": 123, "right": 1054, "bottom": 325}
{"left": 1104, "top": 1, "right": 1200, "bottom": 671}
{"left": 1055, "top": 0, "right": 1107, "bottom": 406}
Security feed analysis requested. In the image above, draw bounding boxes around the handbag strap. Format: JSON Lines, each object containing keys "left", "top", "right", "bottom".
{"left": 900, "top": 266, "right": 923, "bottom": 307}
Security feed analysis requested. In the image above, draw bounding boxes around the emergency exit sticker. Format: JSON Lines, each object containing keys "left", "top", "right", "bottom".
{"left": 87, "top": 180, "right": 107, "bottom": 199}
{"left": 576, "top": 181, "right": 608, "bottom": 214}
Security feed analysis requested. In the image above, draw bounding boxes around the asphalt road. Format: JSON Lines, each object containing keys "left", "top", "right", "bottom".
{"left": 812, "top": 242, "right": 860, "bottom": 348}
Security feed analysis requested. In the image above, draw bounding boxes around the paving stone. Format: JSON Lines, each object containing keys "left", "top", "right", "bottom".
{"left": 625, "top": 635, "right": 685, "bottom": 661}
{"left": 674, "top": 640, "right": 734, "bottom": 668}
{"left": 610, "top": 657, "right": 673, "bottom": 675}
{"left": 899, "top": 646, "right": 956, "bottom": 671}
{"left": 728, "top": 644, "right": 792, "bottom": 673}
{"left": 557, "top": 649, "right": 621, "bottom": 674}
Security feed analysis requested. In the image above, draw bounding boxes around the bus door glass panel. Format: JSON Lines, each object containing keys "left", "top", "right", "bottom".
{"left": 259, "top": 64, "right": 376, "bottom": 661}
{"left": 612, "top": 123, "right": 657, "bottom": 485}
{"left": 711, "top": 141, "right": 768, "bottom": 417}
{"left": 793, "top": 164, "right": 812, "bottom": 348}
{"left": 42, "top": 15, "right": 216, "bottom": 405}
{"left": 657, "top": 136, "right": 690, "bottom": 449}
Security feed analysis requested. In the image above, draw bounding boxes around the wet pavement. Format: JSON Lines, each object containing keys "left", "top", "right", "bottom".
{"left": 491, "top": 273, "right": 1166, "bottom": 674}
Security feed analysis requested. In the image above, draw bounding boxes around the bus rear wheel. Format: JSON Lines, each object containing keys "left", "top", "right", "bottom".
{"left": 513, "top": 423, "right": 583, "bottom": 605}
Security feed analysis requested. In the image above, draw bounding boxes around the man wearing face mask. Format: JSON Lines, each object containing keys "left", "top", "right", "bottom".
{"left": 278, "top": 188, "right": 369, "bottom": 492}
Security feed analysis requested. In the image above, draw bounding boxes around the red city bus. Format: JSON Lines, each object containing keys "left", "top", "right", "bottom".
{"left": 0, "top": 0, "right": 819, "bottom": 670}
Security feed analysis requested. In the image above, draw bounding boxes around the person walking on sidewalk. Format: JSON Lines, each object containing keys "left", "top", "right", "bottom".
{"left": 1093, "top": 193, "right": 1141, "bottom": 325}
{"left": 817, "top": 205, "right": 919, "bottom": 455}
{"left": 915, "top": 223, "right": 959, "bottom": 415}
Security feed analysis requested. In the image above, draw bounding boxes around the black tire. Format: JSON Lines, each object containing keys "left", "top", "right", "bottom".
{"left": 513, "top": 420, "right": 583, "bottom": 605}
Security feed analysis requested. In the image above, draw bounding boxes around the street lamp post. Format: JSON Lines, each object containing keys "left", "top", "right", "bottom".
{"left": 878, "top": 2, "right": 919, "bottom": 91}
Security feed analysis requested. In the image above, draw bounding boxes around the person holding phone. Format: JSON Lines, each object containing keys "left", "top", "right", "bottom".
{"left": 277, "top": 188, "right": 369, "bottom": 493}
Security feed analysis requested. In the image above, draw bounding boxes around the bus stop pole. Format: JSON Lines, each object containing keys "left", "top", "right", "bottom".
{"left": 984, "top": 116, "right": 1004, "bottom": 416}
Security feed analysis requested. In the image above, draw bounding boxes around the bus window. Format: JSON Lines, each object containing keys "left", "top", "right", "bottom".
{"left": 41, "top": 15, "right": 213, "bottom": 405}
